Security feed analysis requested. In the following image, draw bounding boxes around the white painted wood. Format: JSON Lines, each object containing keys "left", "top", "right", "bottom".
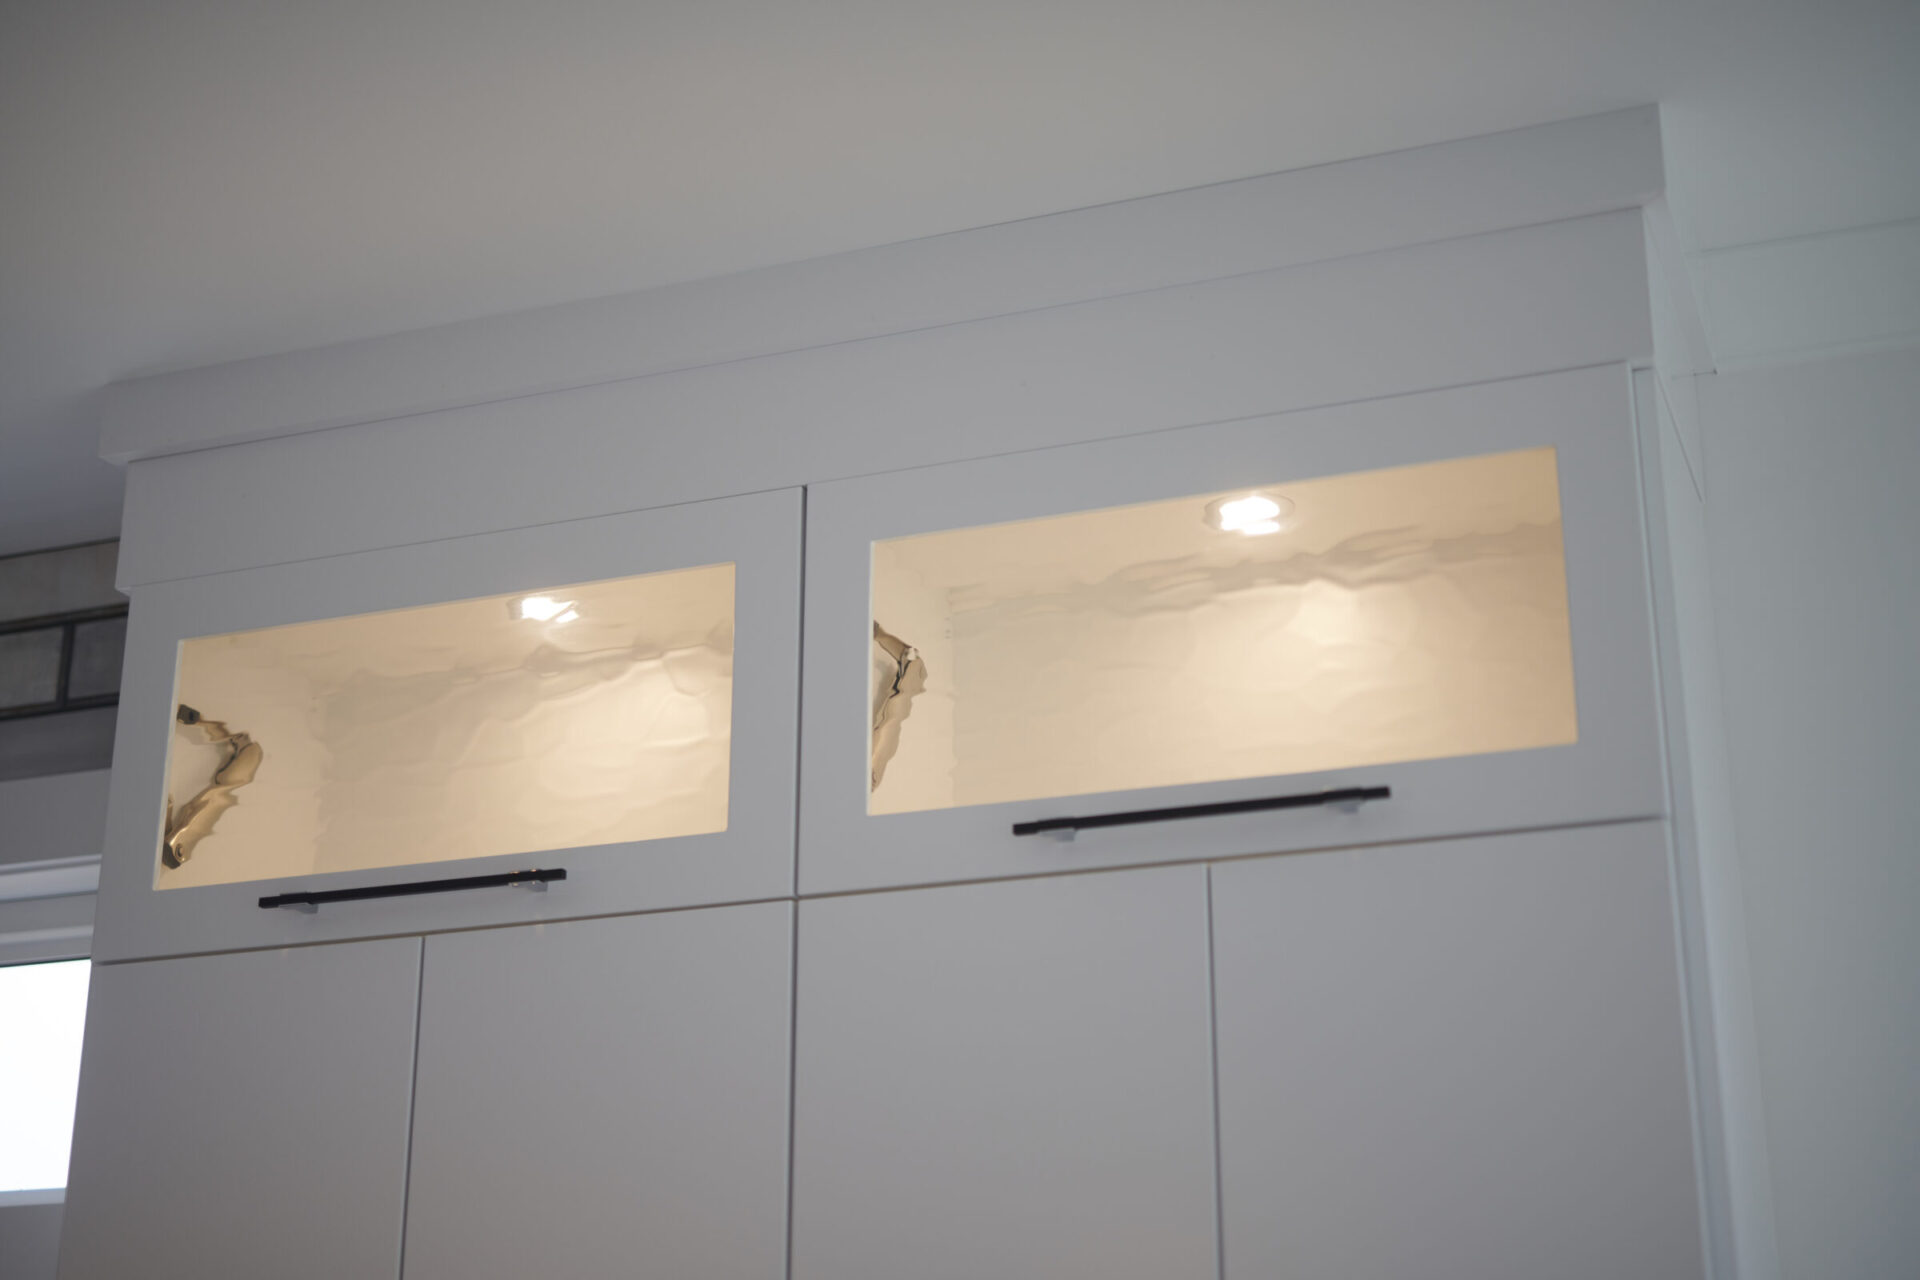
{"left": 91, "top": 489, "right": 801, "bottom": 962}
{"left": 1636, "top": 368, "right": 1780, "bottom": 1280}
{"left": 115, "top": 210, "right": 1651, "bottom": 588}
{"left": 1694, "top": 349, "right": 1920, "bottom": 1279}
{"left": 1697, "top": 217, "right": 1920, "bottom": 370}
{"left": 1643, "top": 199, "right": 1716, "bottom": 385}
{"left": 97, "top": 108, "right": 1661, "bottom": 467}
{"left": 402, "top": 903, "right": 791, "bottom": 1280}
{"left": 57, "top": 937, "right": 421, "bottom": 1280}
{"left": 791, "top": 866, "right": 1216, "bottom": 1280}
{"left": 1211, "top": 822, "right": 1703, "bottom": 1280}
{"left": 799, "top": 364, "right": 1664, "bottom": 895}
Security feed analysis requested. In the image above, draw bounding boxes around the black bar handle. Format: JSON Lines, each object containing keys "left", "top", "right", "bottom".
{"left": 259, "top": 867, "right": 566, "bottom": 910}
{"left": 1011, "top": 786, "right": 1390, "bottom": 837}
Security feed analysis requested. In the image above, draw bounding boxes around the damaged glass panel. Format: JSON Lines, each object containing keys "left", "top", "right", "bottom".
{"left": 163, "top": 706, "right": 264, "bottom": 868}
{"left": 868, "top": 448, "right": 1577, "bottom": 815}
{"left": 158, "top": 563, "right": 734, "bottom": 889}
{"left": 870, "top": 622, "right": 927, "bottom": 792}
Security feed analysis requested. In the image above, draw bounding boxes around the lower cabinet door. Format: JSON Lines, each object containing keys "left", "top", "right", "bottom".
{"left": 791, "top": 866, "right": 1218, "bottom": 1280}
{"left": 58, "top": 937, "right": 422, "bottom": 1280}
{"left": 1212, "top": 822, "right": 1705, "bottom": 1280}
{"left": 400, "top": 902, "right": 793, "bottom": 1280}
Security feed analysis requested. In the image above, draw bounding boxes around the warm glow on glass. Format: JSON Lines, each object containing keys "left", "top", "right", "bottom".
{"left": 161, "top": 563, "right": 735, "bottom": 889}
{"left": 1205, "top": 493, "right": 1292, "bottom": 536}
{"left": 868, "top": 449, "right": 1576, "bottom": 815}
{"left": 514, "top": 595, "right": 578, "bottom": 623}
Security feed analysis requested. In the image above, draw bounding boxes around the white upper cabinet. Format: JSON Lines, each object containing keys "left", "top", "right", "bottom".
{"left": 800, "top": 366, "right": 1663, "bottom": 893}
{"left": 91, "top": 489, "right": 802, "bottom": 961}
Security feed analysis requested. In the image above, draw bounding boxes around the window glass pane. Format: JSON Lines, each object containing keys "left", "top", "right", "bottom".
{"left": 0, "top": 959, "right": 91, "bottom": 1192}
{"left": 0, "top": 628, "right": 63, "bottom": 710}
{"left": 160, "top": 564, "right": 734, "bottom": 889}
{"left": 869, "top": 448, "right": 1577, "bottom": 815}
{"left": 67, "top": 616, "right": 128, "bottom": 700}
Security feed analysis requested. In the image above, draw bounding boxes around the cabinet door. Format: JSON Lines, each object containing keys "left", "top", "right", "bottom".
{"left": 799, "top": 365, "right": 1662, "bottom": 894}
{"left": 401, "top": 904, "right": 792, "bottom": 1280}
{"left": 94, "top": 488, "right": 801, "bottom": 961}
{"left": 791, "top": 866, "right": 1217, "bottom": 1280}
{"left": 1212, "top": 823, "right": 1703, "bottom": 1280}
{"left": 58, "top": 938, "right": 421, "bottom": 1280}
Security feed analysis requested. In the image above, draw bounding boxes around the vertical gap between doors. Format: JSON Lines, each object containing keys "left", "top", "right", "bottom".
{"left": 394, "top": 940, "right": 427, "bottom": 1280}
{"left": 785, "top": 486, "right": 808, "bottom": 1278}
{"left": 1206, "top": 865, "right": 1227, "bottom": 1280}
{"left": 784, "top": 901, "right": 801, "bottom": 1280}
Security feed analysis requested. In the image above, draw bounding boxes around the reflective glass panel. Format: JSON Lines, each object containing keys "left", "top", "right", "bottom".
{"left": 869, "top": 449, "right": 1576, "bottom": 815}
{"left": 160, "top": 564, "right": 734, "bottom": 888}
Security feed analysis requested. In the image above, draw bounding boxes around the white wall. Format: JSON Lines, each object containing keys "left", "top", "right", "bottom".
{"left": 1696, "top": 345, "right": 1920, "bottom": 1280}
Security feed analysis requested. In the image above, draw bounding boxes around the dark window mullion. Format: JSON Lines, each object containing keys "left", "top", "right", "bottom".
{"left": 0, "top": 604, "right": 127, "bottom": 721}
{"left": 54, "top": 619, "right": 75, "bottom": 712}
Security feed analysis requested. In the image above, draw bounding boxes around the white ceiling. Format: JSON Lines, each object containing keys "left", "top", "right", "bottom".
{"left": 2, "top": 0, "right": 1915, "bottom": 556}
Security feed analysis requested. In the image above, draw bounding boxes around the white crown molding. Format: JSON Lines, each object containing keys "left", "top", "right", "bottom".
{"left": 115, "top": 210, "right": 1652, "bottom": 587}
{"left": 98, "top": 106, "right": 1661, "bottom": 465}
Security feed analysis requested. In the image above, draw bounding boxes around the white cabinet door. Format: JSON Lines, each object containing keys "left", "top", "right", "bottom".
{"left": 1212, "top": 823, "right": 1704, "bottom": 1280}
{"left": 791, "top": 866, "right": 1217, "bottom": 1280}
{"left": 799, "top": 365, "right": 1663, "bottom": 894}
{"left": 94, "top": 488, "right": 802, "bottom": 961}
{"left": 58, "top": 938, "right": 421, "bottom": 1280}
{"left": 401, "top": 904, "right": 792, "bottom": 1280}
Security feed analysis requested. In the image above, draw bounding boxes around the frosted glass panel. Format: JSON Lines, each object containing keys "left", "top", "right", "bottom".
{"left": 69, "top": 615, "right": 128, "bottom": 699}
{"left": 869, "top": 449, "right": 1576, "bottom": 815}
{"left": 0, "top": 627, "right": 62, "bottom": 710}
{"left": 159, "top": 564, "right": 733, "bottom": 888}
